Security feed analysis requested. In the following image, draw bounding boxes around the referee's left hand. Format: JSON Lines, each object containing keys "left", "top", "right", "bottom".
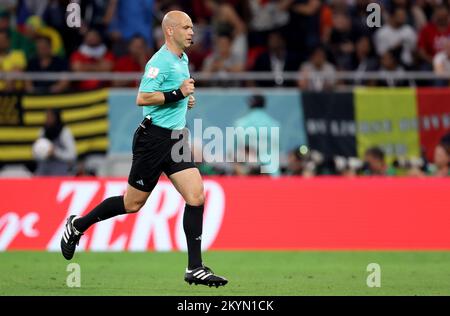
{"left": 188, "top": 95, "right": 195, "bottom": 109}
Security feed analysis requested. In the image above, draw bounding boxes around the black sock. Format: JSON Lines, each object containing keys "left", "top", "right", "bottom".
{"left": 183, "top": 204, "right": 204, "bottom": 270}
{"left": 73, "top": 196, "right": 126, "bottom": 233}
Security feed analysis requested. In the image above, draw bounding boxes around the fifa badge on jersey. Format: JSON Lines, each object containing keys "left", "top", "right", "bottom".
{"left": 147, "top": 67, "right": 160, "bottom": 79}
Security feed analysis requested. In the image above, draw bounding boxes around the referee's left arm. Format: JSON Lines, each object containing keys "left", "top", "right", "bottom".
{"left": 136, "top": 78, "right": 194, "bottom": 106}
{"left": 137, "top": 60, "right": 169, "bottom": 106}
{"left": 136, "top": 91, "right": 165, "bottom": 106}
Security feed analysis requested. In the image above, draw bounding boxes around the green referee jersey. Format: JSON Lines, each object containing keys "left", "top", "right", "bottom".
{"left": 138, "top": 44, "right": 190, "bottom": 129}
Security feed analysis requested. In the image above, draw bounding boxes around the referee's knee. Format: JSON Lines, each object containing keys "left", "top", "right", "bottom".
{"left": 124, "top": 199, "right": 145, "bottom": 213}
{"left": 185, "top": 192, "right": 205, "bottom": 207}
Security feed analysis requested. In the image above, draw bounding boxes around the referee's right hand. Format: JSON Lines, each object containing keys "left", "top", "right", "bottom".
{"left": 180, "top": 78, "right": 195, "bottom": 97}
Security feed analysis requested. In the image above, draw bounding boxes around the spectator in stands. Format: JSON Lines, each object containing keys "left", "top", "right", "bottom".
{"left": 298, "top": 45, "right": 336, "bottom": 91}
{"left": 108, "top": 0, "right": 154, "bottom": 55}
{"left": 374, "top": 8, "right": 417, "bottom": 69}
{"left": 388, "top": 0, "right": 427, "bottom": 31}
{"left": 204, "top": 0, "right": 248, "bottom": 65}
{"left": 333, "top": 156, "right": 363, "bottom": 177}
{"left": 113, "top": 35, "right": 151, "bottom": 87}
{"left": 0, "top": 29, "right": 26, "bottom": 92}
{"left": 154, "top": 0, "right": 192, "bottom": 23}
{"left": 247, "top": 0, "right": 290, "bottom": 47}
{"left": 0, "top": 8, "right": 36, "bottom": 58}
{"left": 34, "top": 109, "right": 76, "bottom": 176}
{"left": 318, "top": 0, "right": 333, "bottom": 43}
{"left": 24, "top": 36, "right": 69, "bottom": 93}
{"left": 415, "top": 0, "right": 441, "bottom": 21}
{"left": 202, "top": 33, "right": 244, "bottom": 86}
{"left": 409, "top": 140, "right": 450, "bottom": 177}
{"left": 15, "top": 0, "right": 48, "bottom": 21}
{"left": 432, "top": 40, "right": 450, "bottom": 86}
{"left": 417, "top": 5, "right": 450, "bottom": 68}
{"left": 283, "top": 0, "right": 322, "bottom": 61}
{"left": 252, "top": 31, "right": 299, "bottom": 86}
{"left": 191, "top": 0, "right": 213, "bottom": 24}
{"left": 81, "top": 0, "right": 115, "bottom": 38}
{"left": 232, "top": 94, "right": 280, "bottom": 176}
{"left": 0, "top": 0, "right": 16, "bottom": 15}
{"left": 429, "top": 141, "right": 450, "bottom": 176}
{"left": 351, "top": 36, "right": 378, "bottom": 86}
{"left": 43, "top": 0, "right": 69, "bottom": 30}
{"left": 327, "top": 11, "right": 358, "bottom": 70}
{"left": 23, "top": 15, "right": 65, "bottom": 57}
{"left": 362, "top": 146, "right": 396, "bottom": 176}
{"left": 70, "top": 29, "right": 114, "bottom": 90}
{"left": 286, "top": 147, "right": 307, "bottom": 176}
{"left": 192, "top": 0, "right": 250, "bottom": 24}
{"left": 284, "top": 145, "right": 319, "bottom": 176}
{"left": 377, "top": 50, "right": 414, "bottom": 87}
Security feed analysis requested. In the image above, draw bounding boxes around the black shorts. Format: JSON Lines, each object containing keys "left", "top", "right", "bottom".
{"left": 128, "top": 117, "right": 196, "bottom": 192}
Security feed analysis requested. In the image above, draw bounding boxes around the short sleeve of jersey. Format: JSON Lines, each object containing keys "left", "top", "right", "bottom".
{"left": 139, "top": 55, "right": 169, "bottom": 92}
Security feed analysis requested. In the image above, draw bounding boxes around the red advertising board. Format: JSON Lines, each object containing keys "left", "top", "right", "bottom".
{"left": 416, "top": 88, "right": 450, "bottom": 161}
{"left": 1, "top": 177, "right": 449, "bottom": 251}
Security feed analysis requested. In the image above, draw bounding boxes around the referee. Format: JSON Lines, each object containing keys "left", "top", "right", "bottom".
{"left": 60, "top": 11, "right": 228, "bottom": 288}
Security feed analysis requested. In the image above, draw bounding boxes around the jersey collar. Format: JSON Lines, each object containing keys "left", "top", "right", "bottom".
{"left": 162, "top": 44, "right": 186, "bottom": 61}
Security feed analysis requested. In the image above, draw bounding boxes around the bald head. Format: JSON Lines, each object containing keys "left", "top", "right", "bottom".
{"left": 162, "top": 11, "right": 191, "bottom": 30}
{"left": 161, "top": 10, "right": 194, "bottom": 52}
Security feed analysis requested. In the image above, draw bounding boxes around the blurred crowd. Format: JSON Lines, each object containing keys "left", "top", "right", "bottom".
{"left": 23, "top": 91, "right": 449, "bottom": 177}
{"left": 1, "top": 0, "right": 449, "bottom": 177}
{"left": 192, "top": 94, "right": 450, "bottom": 177}
{"left": 278, "top": 138, "right": 450, "bottom": 177}
{"left": 191, "top": 138, "right": 450, "bottom": 177}
{"left": 3, "top": 0, "right": 450, "bottom": 92}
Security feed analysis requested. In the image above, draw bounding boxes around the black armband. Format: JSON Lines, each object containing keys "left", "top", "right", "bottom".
{"left": 163, "top": 89, "right": 185, "bottom": 104}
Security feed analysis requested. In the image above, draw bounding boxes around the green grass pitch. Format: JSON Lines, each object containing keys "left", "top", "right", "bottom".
{"left": 1, "top": 251, "right": 450, "bottom": 295}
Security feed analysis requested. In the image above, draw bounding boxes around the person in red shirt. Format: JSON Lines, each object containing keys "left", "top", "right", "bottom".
{"left": 113, "top": 35, "right": 151, "bottom": 87}
{"left": 418, "top": 5, "right": 450, "bottom": 66}
{"left": 70, "top": 29, "right": 114, "bottom": 90}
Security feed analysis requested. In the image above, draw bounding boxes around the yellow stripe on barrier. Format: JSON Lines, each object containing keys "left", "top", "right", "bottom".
{"left": 0, "top": 119, "right": 107, "bottom": 141}
{"left": 0, "top": 128, "right": 40, "bottom": 141}
{"left": 23, "top": 112, "right": 46, "bottom": 125}
{"left": 23, "top": 103, "right": 108, "bottom": 125}
{"left": 0, "top": 137, "right": 109, "bottom": 160}
{"left": 76, "top": 137, "right": 109, "bottom": 154}
{"left": 68, "top": 119, "right": 108, "bottom": 137}
{"left": 64, "top": 103, "right": 108, "bottom": 122}
{"left": 0, "top": 145, "right": 32, "bottom": 160}
{"left": 22, "top": 89, "right": 108, "bottom": 109}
